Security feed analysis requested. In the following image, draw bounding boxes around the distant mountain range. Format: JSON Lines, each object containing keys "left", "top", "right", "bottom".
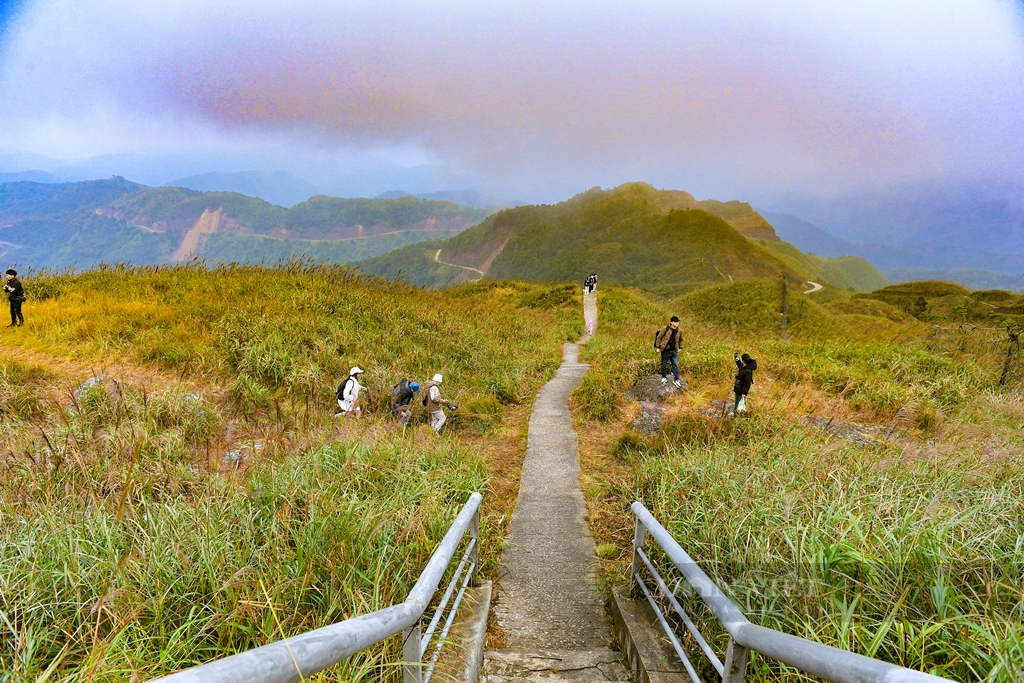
{"left": 360, "top": 183, "right": 888, "bottom": 292}
{"left": 765, "top": 212, "right": 1024, "bottom": 290}
{"left": 376, "top": 189, "right": 523, "bottom": 210}
{"left": 0, "top": 178, "right": 490, "bottom": 269}
{"left": 772, "top": 184, "right": 1024, "bottom": 252}
{"left": 166, "top": 171, "right": 325, "bottom": 208}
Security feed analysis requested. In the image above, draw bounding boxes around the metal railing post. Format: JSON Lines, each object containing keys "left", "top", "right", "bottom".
{"left": 723, "top": 637, "right": 749, "bottom": 683}
{"left": 403, "top": 624, "right": 422, "bottom": 683}
{"left": 469, "top": 508, "right": 480, "bottom": 587}
{"left": 631, "top": 515, "right": 646, "bottom": 598}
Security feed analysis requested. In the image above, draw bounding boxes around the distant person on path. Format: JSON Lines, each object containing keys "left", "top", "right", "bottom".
{"left": 583, "top": 274, "right": 594, "bottom": 294}
{"left": 731, "top": 353, "right": 757, "bottom": 415}
{"left": 654, "top": 315, "right": 683, "bottom": 388}
{"left": 4, "top": 269, "right": 24, "bottom": 328}
{"left": 591, "top": 273, "right": 598, "bottom": 292}
{"left": 335, "top": 366, "right": 365, "bottom": 418}
{"left": 423, "top": 373, "right": 457, "bottom": 433}
{"left": 390, "top": 377, "right": 420, "bottom": 426}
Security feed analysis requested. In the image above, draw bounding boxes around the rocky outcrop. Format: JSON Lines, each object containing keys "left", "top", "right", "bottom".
{"left": 625, "top": 375, "right": 688, "bottom": 404}
{"left": 625, "top": 375, "right": 688, "bottom": 435}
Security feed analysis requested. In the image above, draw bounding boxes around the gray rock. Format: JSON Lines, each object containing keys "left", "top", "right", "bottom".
{"left": 625, "top": 375, "right": 688, "bottom": 403}
{"left": 73, "top": 375, "right": 107, "bottom": 399}
{"left": 630, "top": 401, "right": 664, "bottom": 435}
{"left": 698, "top": 399, "right": 733, "bottom": 419}
{"left": 222, "top": 449, "right": 244, "bottom": 467}
{"left": 802, "top": 415, "right": 886, "bottom": 445}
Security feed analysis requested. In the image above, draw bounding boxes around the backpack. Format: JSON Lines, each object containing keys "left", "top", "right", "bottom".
{"left": 336, "top": 377, "right": 352, "bottom": 400}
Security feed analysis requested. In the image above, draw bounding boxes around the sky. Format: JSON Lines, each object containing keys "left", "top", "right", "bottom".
{"left": 0, "top": 0, "right": 1023, "bottom": 204}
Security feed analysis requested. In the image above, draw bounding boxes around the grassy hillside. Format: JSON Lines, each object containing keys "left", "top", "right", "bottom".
{"left": 573, "top": 285, "right": 1023, "bottom": 682}
{"left": 356, "top": 239, "right": 475, "bottom": 288}
{"left": 359, "top": 183, "right": 888, "bottom": 293}
{"left": 199, "top": 229, "right": 464, "bottom": 265}
{"left": 0, "top": 179, "right": 488, "bottom": 269}
{"left": 0, "top": 264, "right": 581, "bottom": 681}
{"left": 858, "top": 280, "right": 1024, "bottom": 322}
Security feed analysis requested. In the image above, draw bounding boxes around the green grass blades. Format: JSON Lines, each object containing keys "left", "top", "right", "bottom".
{"left": 0, "top": 262, "right": 581, "bottom": 681}
{"left": 576, "top": 285, "right": 1023, "bottom": 682}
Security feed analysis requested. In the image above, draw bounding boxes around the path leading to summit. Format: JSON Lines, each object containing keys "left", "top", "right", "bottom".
{"left": 484, "top": 290, "right": 627, "bottom": 681}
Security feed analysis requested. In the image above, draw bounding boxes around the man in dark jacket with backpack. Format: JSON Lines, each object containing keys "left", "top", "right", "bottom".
{"left": 4, "top": 269, "right": 24, "bottom": 327}
{"left": 654, "top": 316, "right": 683, "bottom": 388}
{"left": 732, "top": 353, "right": 757, "bottom": 415}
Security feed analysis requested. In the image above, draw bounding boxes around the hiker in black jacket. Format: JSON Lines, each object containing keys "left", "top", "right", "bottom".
{"left": 732, "top": 353, "right": 757, "bottom": 415}
{"left": 390, "top": 378, "right": 420, "bottom": 426}
{"left": 4, "top": 269, "right": 24, "bottom": 327}
{"left": 653, "top": 316, "right": 683, "bottom": 388}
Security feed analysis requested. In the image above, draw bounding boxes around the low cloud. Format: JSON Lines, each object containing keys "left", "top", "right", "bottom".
{"left": 1, "top": 0, "right": 1022, "bottom": 201}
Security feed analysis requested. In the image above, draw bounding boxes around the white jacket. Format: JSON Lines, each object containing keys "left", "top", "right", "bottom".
{"left": 338, "top": 376, "right": 362, "bottom": 411}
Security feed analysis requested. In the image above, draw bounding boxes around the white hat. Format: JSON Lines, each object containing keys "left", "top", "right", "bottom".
{"left": 432, "top": 373, "right": 443, "bottom": 383}
{"left": 350, "top": 366, "right": 364, "bottom": 375}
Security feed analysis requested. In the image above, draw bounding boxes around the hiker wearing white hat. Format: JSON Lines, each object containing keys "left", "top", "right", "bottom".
{"left": 335, "top": 366, "right": 365, "bottom": 417}
{"left": 422, "top": 373, "right": 457, "bottom": 433}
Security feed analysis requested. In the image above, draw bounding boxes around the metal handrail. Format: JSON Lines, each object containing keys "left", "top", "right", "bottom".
{"left": 630, "top": 502, "right": 954, "bottom": 683}
{"left": 151, "top": 492, "right": 482, "bottom": 683}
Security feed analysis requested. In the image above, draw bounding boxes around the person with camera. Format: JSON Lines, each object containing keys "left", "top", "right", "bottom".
{"left": 4, "top": 269, "right": 25, "bottom": 328}
{"left": 731, "top": 352, "right": 757, "bottom": 415}
{"left": 422, "top": 373, "right": 457, "bottom": 433}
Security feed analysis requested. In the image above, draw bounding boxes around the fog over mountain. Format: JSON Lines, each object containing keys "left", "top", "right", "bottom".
{"left": 1, "top": 1, "right": 1023, "bottom": 247}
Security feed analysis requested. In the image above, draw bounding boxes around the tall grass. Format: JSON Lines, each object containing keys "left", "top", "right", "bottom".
{"left": 0, "top": 262, "right": 582, "bottom": 681}
{"left": 574, "top": 285, "right": 1024, "bottom": 682}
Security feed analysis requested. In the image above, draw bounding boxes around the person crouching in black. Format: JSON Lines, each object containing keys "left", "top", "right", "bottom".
{"left": 731, "top": 352, "right": 757, "bottom": 415}
{"left": 4, "top": 269, "right": 24, "bottom": 327}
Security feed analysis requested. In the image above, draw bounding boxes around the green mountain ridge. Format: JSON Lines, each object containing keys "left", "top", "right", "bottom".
{"left": 359, "top": 182, "right": 889, "bottom": 292}
{"left": 0, "top": 178, "right": 489, "bottom": 269}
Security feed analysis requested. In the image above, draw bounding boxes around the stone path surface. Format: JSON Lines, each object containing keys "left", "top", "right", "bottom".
{"left": 484, "top": 291, "right": 626, "bottom": 681}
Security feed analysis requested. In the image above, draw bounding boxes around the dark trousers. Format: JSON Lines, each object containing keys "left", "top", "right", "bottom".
{"left": 9, "top": 300, "right": 23, "bottom": 325}
{"left": 660, "top": 350, "right": 679, "bottom": 380}
{"left": 734, "top": 392, "right": 742, "bottom": 411}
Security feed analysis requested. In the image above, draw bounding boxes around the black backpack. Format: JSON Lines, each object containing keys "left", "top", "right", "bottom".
{"left": 336, "top": 377, "right": 352, "bottom": 400}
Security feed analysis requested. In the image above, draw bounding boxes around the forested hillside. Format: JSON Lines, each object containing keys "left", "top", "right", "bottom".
{"left": 0, "top": 179, "right": 488, "bottom": 268}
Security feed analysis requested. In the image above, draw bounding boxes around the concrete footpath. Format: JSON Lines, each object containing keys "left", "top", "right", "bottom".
{"left": 484, "top": 290, "right": 627, "bottom": 681}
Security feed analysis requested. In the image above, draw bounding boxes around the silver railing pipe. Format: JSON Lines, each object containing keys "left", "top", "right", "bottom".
{"left": 152, "top": 492, "right": 483, "bottom": 683}
{"left": 630, "top": 502, "right": 953, "bottom": 683}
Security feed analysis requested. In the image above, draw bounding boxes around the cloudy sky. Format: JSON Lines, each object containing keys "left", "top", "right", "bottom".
{"left": 0, "top": 0, "right": 1022, "bottom": 202}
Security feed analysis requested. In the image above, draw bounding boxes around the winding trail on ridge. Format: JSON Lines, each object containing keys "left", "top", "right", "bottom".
{"left": 434, "top": 248, "right": 485, "bottom": 279}
{"left": 484, "top": 289, "right": 626, "bottom": 680}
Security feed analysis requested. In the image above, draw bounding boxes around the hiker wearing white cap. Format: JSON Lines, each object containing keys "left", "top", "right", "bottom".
{"left": 335, "top": 366, "right": 365, "bottom": 417}
{"left": 422, "top": 373, "right": 457, "bottom": 433}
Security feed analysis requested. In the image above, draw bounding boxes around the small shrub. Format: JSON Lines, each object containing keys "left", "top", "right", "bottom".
{"left": 612, "top": 431, "right": 647, "bottom": 463}
{"left": 229, "top": 374, "right": 274, "bottom": 417}
{"left": 518, "top": 283, "right": 577, "bottom": 309}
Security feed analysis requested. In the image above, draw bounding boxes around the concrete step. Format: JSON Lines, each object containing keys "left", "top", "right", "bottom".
{"left": 482, "top": 648, "right": 628, "bottom": 681}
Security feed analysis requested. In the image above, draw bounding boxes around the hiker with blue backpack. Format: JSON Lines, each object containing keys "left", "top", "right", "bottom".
{"left": 390, "top": 377, "right": 420, "bottom": 426}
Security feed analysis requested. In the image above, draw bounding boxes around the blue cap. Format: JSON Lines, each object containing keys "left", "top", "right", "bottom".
{"left": 410, "top": 381, "right": 420, "bottom": 392}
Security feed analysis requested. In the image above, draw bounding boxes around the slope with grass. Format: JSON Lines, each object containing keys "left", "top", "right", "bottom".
{"left": 359, "top": 183, "right": 888, "bottom": 293}
{"left": 572, "top": 284, "right": 1023, "bottom": 682}
{"left": 857, "top": 280, "right": 1024, "bottom": 322}
{"left": 0, "top": 264, "right": 582, "bottom": 681}
{"left": 0, "top": 178, "right": 489, "bottom": 269}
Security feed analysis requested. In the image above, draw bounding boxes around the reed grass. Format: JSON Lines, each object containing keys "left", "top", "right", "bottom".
{"left": 575, "top": 284, "right": 1024, "bottom": 682}
{"left": 0, "top": 262, "right": 582, "bottom": 681}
